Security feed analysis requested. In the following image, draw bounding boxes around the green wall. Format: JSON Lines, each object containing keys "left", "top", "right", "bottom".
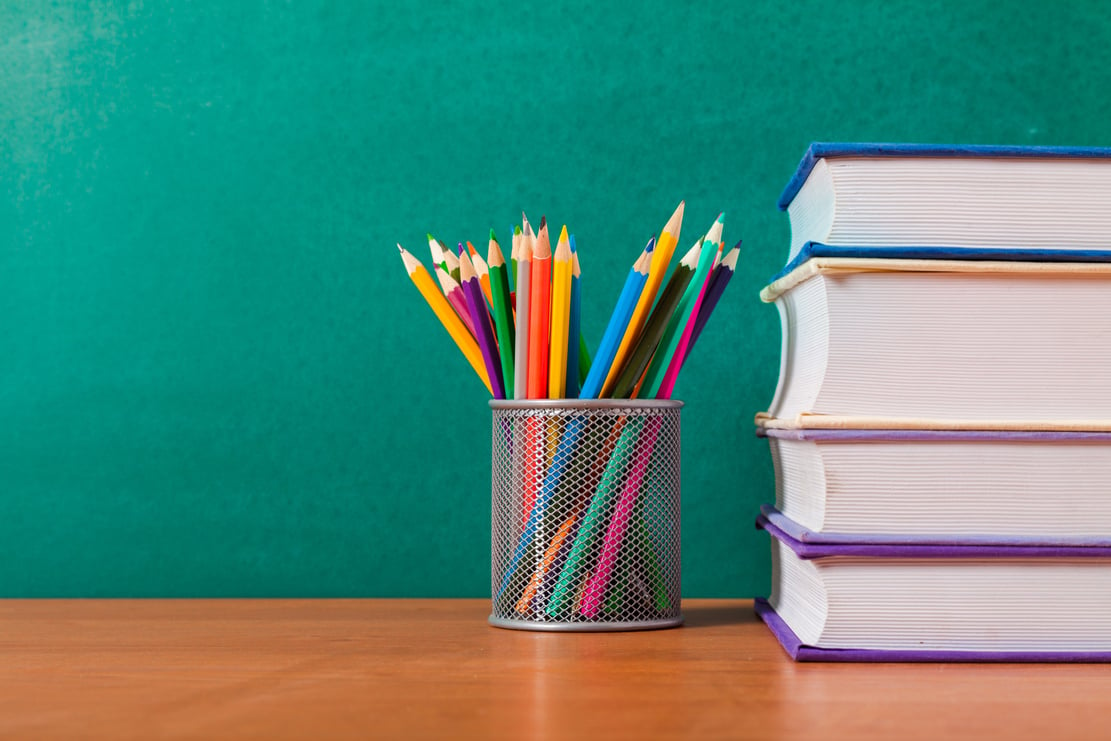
{"left": 4, "top": 1, "right": 1110, "bottom": 596}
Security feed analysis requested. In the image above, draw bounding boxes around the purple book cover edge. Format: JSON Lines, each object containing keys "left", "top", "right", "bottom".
{"left": 758, "top": 427, "right": 1111, "bottom": 443}
{"left": 757, "top": 513, "right": 1111, "bottom": 559}
{"left": 759, "top": 506, "right": 1111, "bottom": 548}
{"left": 754, "top": 598, "right": 1111, "bottom": 663}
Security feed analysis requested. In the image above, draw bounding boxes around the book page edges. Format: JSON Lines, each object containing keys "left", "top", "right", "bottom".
{"left": 759, "top": 258, "right": 1111, "bottom": 302}
{"left": 754, "top": 413, "right": 1111, "bottom": 432}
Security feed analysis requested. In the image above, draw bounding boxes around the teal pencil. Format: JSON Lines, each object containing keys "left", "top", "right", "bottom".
{"left": 641, "top": 215, "right": 723, "bottom": 397}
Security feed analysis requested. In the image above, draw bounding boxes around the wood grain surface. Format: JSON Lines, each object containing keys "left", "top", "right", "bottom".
{"left": 2, "top": 599, "right": 1110, "bottom": 739}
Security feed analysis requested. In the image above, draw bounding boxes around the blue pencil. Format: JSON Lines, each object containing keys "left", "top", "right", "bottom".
{"left": 566, "top": 236, "right": 582, "bottom": 398}
{"left": 578, "top": 238, "right": 654, "bottom": 399}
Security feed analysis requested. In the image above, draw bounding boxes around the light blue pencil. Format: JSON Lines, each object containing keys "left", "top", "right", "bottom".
{"left": 578, "top": 238, "right": 654, "bottom": 399}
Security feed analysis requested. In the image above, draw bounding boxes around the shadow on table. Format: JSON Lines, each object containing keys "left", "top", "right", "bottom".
{"left": 680, "top": 601, "right": 758, "bottom": 629}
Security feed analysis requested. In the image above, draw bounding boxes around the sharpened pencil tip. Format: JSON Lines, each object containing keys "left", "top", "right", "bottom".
{"left": 426, "top": 233, "right": 435, "bottom": 242}
{"left": 514, "top": 225, "right": 522, "bottom": 235}
{"left": 489, "top": 228, "right": 498, "bottom": 242}
{"left": 457, "top": 242, "right": 465, "bottom": 256}
{"left": 558, "top": 224, "right": 568, "bottom": 242}
{"left": 716, "top": 212, "right": 725, "bottom": 223}
{"left": 540, "top": 215, "right": 547, "bottom": 230}
{"left": 569, "top": 234, "right": 577, "bottom": 252}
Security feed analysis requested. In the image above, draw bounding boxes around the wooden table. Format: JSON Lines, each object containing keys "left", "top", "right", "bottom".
{"left": 3, "top": 599, "right": 1110, "bottom": 739}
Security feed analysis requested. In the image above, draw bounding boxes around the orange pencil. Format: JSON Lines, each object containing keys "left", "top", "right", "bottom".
{"left": 527, "top": 218, "right": 552, "bottom": 399}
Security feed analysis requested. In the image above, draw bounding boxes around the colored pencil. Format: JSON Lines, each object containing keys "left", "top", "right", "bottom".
{"left": 548, "top": 226, "right": 573, "bottom": 399}
{"left": 609, "top": 239, "right": 698, "bottom": 399}
{"left": 578, "top": 334, "right": 592, "bottom": 388}
{"left": 514, "top": 217, "right": 533, "bottom": 400}
{"left": 510, "top": 226, "right": 521, "bottom": 291}
{"left": 580, "top": 414, "right": 663, "bottom": 617}
{"left": 497, "top": 415, "right": 585, "bottom": 598}
{"left": 433, "top": 264, "right": 477, "bottom": 338}
{"left": 642, "top": 215, "right": 723, "bottom": 397}
{"left": 427, "top": 234, "right": 446, "bottom": 273}
{"left": 467, "top": 241, "right": 494, "bottom": 308}
{"left": 458, "top": 247, "right": 505, "bottom": 399}
{"left": 655, "top": 244, "right": 720, "bottom": 399}
{"left": 487, "top": 230, "right": 516, "bottom": 395}
{"left": 435, "top": 237, "right": 460, "bottom": 283}
{"left": 566, "top": 241, "right": 582, "bottom": 398}
{"left": 683, "top": 243, "right": 739, "bottom": 367}
{"left": 600, "top": 202, "right": 684, "bottom": 397}
{"left": 579, "top": 239, "right": 654, "bottom": 399}
{"left": 546, "top": 415, "right": 644, "bottom": 616}
{"left": 397, "top": 245, "right": 491, "bottom": 394}
{"left": 527, "top": 218, "right": 552, "bottom": 399}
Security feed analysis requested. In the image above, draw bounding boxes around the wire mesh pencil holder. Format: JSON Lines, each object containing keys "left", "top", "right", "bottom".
{"left": 489, "top": 399, "right": 683, "bottom": 632}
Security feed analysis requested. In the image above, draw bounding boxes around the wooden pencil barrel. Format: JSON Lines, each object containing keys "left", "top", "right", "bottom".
{"left": 488, "top": 400, "right": 683, "bottom": 631}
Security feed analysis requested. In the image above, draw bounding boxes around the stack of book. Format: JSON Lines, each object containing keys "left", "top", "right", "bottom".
{"left": 755, "top": 143, "right": 1111, "bottom": 662}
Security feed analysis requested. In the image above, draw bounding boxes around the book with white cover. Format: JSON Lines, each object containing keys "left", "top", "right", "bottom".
{"left": 759, "top": 258, "right": 1111, "bottom": 427}
{"left": 778, "top": 142, "right": 1111, "bottom": 265}
{"left": 761, "top": 427, "right": 1111, "bottom": 543}
{"left": 757, "top": 513, "right": 1111, "bottom": 661}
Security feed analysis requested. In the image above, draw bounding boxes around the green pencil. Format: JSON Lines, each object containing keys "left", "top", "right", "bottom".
{"left": 641, "top": 216, "right": 723, "bottom": 396}
{"left": 609, "top": 240, "right": 699, "bottom": 399}
{"left": 487, "top": 229, "right": 515, "bottom": 395}
{"left": 578, "top": 335, "right": 592, "bottom": 390}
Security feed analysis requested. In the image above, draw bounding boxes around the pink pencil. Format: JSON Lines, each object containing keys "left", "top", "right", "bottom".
{"left": 578, "top": 416, "right": 663, "bottom": 618}
{"left": 654, "top": 248, "right": 719, "bottom": 399}
{"left": 434, "top": 264, "right": 477, "bottom": 338}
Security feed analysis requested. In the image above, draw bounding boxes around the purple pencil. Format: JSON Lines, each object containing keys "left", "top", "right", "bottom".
{"left": 458, "top": 246, "right": 506, "bottom": 399}
{"left": 680, "top": 243, "right": 739, "bottom": 369}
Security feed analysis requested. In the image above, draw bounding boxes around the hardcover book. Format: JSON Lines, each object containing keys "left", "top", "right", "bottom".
{"left": 778, "top": 142, "right": 1111, "bottom": 265}
{"left": 759, "top": 427, "right": 1111, "bottom": 542}
{"left": 757, "top": 513, "right": 1111, "bottom": 662}
{"left": 759, "top": 258, "right": 1111, "bottom": 426}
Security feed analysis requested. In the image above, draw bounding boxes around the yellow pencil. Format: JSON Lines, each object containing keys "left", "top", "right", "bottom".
{"left": 548, "top": 225, "right": 573, "bottom": 399}
{"left": 398, "top": 245, "right": 493, "bottom": 394}
{"left": 600, "top": 202, "right": 684, "bottom": 397}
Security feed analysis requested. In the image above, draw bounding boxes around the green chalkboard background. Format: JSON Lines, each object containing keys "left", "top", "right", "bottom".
{"left": 4, "top": 1, "right": 1111, "bottom": 596}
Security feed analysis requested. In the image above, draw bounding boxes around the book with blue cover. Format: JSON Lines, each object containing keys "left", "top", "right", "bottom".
{"left": 756, "top": 513, "right": 1111, "bottom": 662}
{"left": 777, "top": 142, "right": 1111, "bottom": 269}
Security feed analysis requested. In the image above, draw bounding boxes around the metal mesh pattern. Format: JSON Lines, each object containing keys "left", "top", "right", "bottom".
{"left": 489, "top": 401, "right": 682, "bottom": 631}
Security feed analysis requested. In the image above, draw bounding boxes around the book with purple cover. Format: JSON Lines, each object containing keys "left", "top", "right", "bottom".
{"left": 757, "top": 427, "right": 1111, "bottom": 543}
{"left": 756, "top": 513, "right": 1111, "bottom": 662}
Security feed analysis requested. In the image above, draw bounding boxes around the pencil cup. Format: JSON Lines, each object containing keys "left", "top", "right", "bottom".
{"left": 489, "top": 399, "right": 683, "bottom": 631}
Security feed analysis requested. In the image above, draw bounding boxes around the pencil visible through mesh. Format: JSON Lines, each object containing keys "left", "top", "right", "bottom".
{"left": 490, "top": 404, "right": 681, "bottom": 629}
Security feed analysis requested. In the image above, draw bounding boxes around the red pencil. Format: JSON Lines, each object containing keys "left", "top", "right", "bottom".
{"left": 527, "top": 218, "right": 552, "bottom": 399}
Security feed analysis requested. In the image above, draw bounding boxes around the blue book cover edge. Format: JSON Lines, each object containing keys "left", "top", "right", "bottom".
{"left": 777, "top": 142, "right": 1111, "bottom": 210}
